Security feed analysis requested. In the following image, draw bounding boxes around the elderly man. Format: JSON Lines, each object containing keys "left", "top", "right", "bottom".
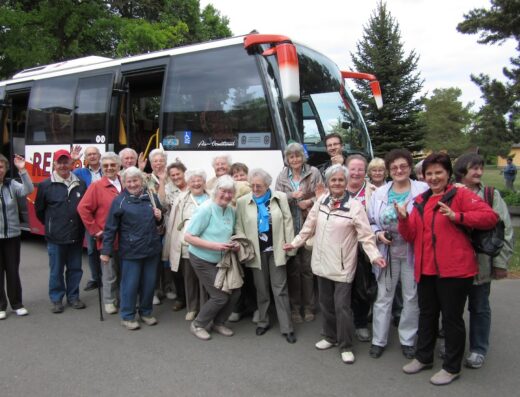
{"left": 73, "top": 146, "right": 103, "bottom": 292}
{"left": 35, "top": 149, "right": 87, "bottom": 313}
{"left": 78, "top": 152, "right": 123, "bottom": 315}
{"left": 119, "top": 148, "right": 147, "bottom": 171}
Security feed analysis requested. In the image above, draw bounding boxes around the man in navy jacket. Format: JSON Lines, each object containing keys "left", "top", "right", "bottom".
{"left": 35, "top": 149, "right": 87, "bottom": 313}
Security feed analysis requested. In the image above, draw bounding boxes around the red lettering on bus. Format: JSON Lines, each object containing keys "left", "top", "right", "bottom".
{"left": 32, "top": 152, "right": 42, "bottom": 176}
{"left": 42, "top": 152, "right": 51, "bottom": 176}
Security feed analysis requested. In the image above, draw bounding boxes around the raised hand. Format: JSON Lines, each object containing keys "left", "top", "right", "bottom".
{"left": 13, "top": 154, "right": 26, "bottom": 171}
{"left": 138, "top": 152, "right": 148, "bottom": 171}
{"left": 437, "top": 202, "right": 456, "bottom": 221}
{"left": 70, "top": 145, "right": 82, "bottom": 161}
{"left": 393, "top": 201, "right": 408, "bottom": 220}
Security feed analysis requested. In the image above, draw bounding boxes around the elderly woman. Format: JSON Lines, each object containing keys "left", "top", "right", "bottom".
{"left": 453, "top": 153, "right": 513, "bottom": 369}
{"left": 397, "top": 153, "right": 498, "bottom": 385}
{"left": 284, "top": 164, "right": 385, "bottom": 364}
{"left": 367, "top": 149, "right": 428, "bottom": 359}
{"left": 0, "top": 154, "right": 33, "bottom": 319}
{"left": 165, "top": 161, "right": 188, "bottom": 208}
{"left": 275, "top": 142, "right": 322, "bottom": 323}
{"left": 163, "top": 169, "right": 209, "bottom": 321}
{"left": 146, "top": 148, "right": 172, "bottom": 304}
{"left": 163, "top": 160, "right": 189, "bottom": 306}
{"left": 206, "top": 154, "right": 232, "bottom": 191}
{"left": 78, "top": 152, "right": 122, "bottom": 315}
{"left": 184, "top": 175, "right": 240, "bottom": 340}
{"left": 100, "top": 167, "right": 164, "bottom": 330}
{"left": 236, "top": 168, "right": 296, "bottom": 343}
{"left": 346, "top": 154, "right": 377, "bottom": 342}
{"left": 367, "top": 157, "right": 386, "bottom": 187}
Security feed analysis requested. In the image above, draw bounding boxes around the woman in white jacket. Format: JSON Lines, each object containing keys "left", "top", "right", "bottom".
{"left": 367, "top": 149, "right": 428, "bottom": 359}
{"left": 284, "top": 164, "right": 385, "bottom": 364}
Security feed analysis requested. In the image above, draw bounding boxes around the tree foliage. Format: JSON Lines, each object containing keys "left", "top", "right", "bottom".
{"left": 421, "top": 88, "right": 473, "bottom": 157}
{"left": 457, "top": 0, "right": 520, "bottom": 157}
{"left": 350, "top": 1, "right": 425, "bottom": 157}
{"left": 0, "top": 0, "right": 232, "bottom": 80}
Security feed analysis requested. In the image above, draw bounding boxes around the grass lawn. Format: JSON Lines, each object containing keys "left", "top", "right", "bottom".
{"left": 481, "top": 165, "right": 507, "bottom": 191}
{"left": 510, "top": 227, "right": 520, "bottom": 275}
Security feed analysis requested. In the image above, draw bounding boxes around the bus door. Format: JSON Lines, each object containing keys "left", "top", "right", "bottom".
{"left": 3, "top": 89, "right": 31, "bottom": 226}
{"left": 119, "top": 68, "right": 165, "bottom": 168}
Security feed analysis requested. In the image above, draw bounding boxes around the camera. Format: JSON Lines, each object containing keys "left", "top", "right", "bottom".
{"left": 384, "top": 231, "right": 393, "bottom": 241}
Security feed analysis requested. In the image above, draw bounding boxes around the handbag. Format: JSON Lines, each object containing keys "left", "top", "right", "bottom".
{"left": 352, "top": 244, "right": 378, "bottom": 303}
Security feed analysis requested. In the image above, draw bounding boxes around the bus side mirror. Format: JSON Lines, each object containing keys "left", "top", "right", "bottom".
{"left": 244, "top": 34, "right": 300, "bottom": 103}
{"left": 341, "top": 71, "right": 383, "bottom": 110}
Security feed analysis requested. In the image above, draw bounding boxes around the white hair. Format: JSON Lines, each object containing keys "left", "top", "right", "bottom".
{"left": 284, "top": 142, "right": 307, "bottom": 165}
{"left": 211, "top": 175, "right": 235, "bottom": 199}
{"left": 212, "top": 154, "right": 232, "bottom": 168}
{"left": 149, "top": 148, "right": 167, "bottom": 162}
{"left": 100, "top": 152, "right": 121, "bottom": 166}
{"left": 325, "top": 164, "right": 349, "bottom": 185}
{"left": 119, "top": 148, "right": 138, "bottom": 159}
{"left": 121, "top": 166, "right": 144, "bottom": 184}
{"left": 185, "top": 169, "right": 207, "bottom": 183}
{"left": 248, "top": 168, "right": 272, "bottom": 187}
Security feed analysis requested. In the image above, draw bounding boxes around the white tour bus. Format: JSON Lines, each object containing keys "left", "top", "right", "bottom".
{"left": 0, "top": 33, "right": 381, "bottom": 234}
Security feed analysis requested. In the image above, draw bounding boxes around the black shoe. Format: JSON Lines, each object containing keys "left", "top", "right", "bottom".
{"left": 402, "top": 345, "right": 416, "bottom": 359}
{"left": 369, "top": 344, "right": 385, "bottom": 358}
{"left": 171, "top": 300, "right": 186, "bottom": 311}
{"left": 256, "top": 326, "right": 269, "bottom": 336}
{"left": 51, "top": 302, "right": 64, "bottom": 314}
{"left": 84, "top": 280, "right": 99, "bottom": 291}
{"left": 69, "top": 300, "right": 86, "bottom": 309}
{"left": 284, "top": 332, "right": 297, "bottom": 344}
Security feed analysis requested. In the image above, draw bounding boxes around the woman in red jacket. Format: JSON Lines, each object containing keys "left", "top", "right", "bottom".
{"left": 396, "top": 153, "right": 498, "bottom": 386}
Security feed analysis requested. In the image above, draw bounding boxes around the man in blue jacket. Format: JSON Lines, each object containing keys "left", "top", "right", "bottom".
{"left": 35, "top": 149, "right": 87, "bottom": 313}
{"left": 73, "top": 146, "right": 103, "bottom": 291}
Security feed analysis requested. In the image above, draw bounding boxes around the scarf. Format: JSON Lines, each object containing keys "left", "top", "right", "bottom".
{"left": 253, "top": 189, "right": 271, "bottom": 234}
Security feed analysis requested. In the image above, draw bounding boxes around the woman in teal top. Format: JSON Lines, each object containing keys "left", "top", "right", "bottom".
{"left": 184, "top": 175, "right": 240, "bottom": 341}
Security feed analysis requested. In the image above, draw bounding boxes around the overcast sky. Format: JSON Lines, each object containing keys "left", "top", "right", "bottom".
{"left": 201, "top": 0, "right": 516, "bottom": 109}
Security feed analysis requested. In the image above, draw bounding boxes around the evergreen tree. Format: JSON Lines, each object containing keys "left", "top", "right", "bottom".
{"left": 457, "top": 0, "right": 520, "bottom": 151}
{"left": 421, "top": 88, "right": 473, "bottom": 157}
{"left": 350, "top": 1, "right": 424, "bottom": 157}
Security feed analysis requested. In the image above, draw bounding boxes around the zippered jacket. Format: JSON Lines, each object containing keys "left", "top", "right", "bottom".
{"left": 0, "top": 171, "right": 34, "bottom": 238}
{"left": 398, "top": 185, "right": 498, "bottom": 282}
{"left": 290, "top": 193, "right": 381, "bottom": 283}
{"left": 35, "top": 174, "right": 86, "bottom": 244}
{"left": 101, "top": 188, "right": 163, "bottom": 260}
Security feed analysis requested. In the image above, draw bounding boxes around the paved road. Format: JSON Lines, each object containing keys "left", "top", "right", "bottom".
{"left": 1, "top": 235, "right": 519, "bottom": 397}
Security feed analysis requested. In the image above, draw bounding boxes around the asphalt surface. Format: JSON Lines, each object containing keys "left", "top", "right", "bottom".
{"left": 1, "top": 234, "right": 519, "bottom": 397}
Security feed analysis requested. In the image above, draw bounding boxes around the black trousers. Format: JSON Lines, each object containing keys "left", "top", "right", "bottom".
{"left": 415, "top": 275, "right": 473, "bottom": 374}
{"left": 0, "top": 236, "right": 23, "bottom": 311}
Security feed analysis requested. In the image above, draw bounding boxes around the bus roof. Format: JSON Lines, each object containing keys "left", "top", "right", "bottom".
{"left": 0, "top": 35, "right": 247, "bottom": 87}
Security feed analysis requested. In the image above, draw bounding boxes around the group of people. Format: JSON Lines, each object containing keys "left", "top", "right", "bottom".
{"left": 0, "top": 133, "right": 512, "bottom": 386}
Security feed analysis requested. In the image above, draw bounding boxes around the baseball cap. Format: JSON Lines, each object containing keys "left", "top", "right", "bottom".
{"left": 53, "top": 149, "right": 72, "bottom": 162}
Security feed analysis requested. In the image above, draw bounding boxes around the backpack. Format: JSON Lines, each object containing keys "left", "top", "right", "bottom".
{"left": 414, "top": 187, "right": 505, "bottom": 257}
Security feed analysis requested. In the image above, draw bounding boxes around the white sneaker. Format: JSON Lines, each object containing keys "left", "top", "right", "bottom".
{"left": 153, "top": 295, "right": 161, "bottom": 305}
{"left": 0, "top": 311, "right": 6, "bottom": 320}
{"left": 213, "top": 324, "right": 234, "bottom": 337}
{"left": 252, "top": 310, "right": 260, "bottom": 324}
{"left": 185, "top": 311, "right": 197, "bottom": 321}
{"left": 141, "top": 316, "right": 158, "bottom": 326}
{"left": 104, "top": 303, "right": 118, "bottom": 314}
{"left": 121, "top": 320, "right": 140, "bottom": 330}
{"left": 190, "top": 321, "right": 211, "bottom": 340}
{"left": 166, "top": 291, "right": 177, "bottom": 300}
{"left": 465, "top": 352, "right": 485, "bottom": 369}
{"left": 315, "top": 339, "right": 338, "bottom": 350}
{"left": 228, "top": 312, "right": 241, "bottom": 322}
{"left": 341, "top": 351, "right": 355, "bottom": 364}
{"left": 355, "top": 328, "right": 370, "bottom": 342}
{"left": 430, "top": 369, "right": 459, "bottom": 385}
{"left": 15, "top": 307, "right": 28, "bottom": 316}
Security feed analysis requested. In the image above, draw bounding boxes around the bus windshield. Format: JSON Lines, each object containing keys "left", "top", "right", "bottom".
{"left": 296, "top": 45, "right": 372, "bottom": 160}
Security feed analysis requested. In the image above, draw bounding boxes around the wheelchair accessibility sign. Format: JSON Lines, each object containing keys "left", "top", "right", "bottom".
{"left": 184, "top": 131, "right": 192, "bottom": 145}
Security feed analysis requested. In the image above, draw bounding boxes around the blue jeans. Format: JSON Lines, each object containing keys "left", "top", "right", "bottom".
{"left": 120, "top": 254, "right": 158, "bottom": 321}
{"left": 47, "top": 242, "right": 83, "bottom": 303}
{"left": 86, "top": 233, "right": 101, "bottom": 283}
{"left": 468, "top": 282, "right": 491, "bottom": 355}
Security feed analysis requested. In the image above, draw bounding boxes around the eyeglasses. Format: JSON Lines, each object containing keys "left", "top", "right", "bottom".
{"left": 389, "top": 164, "right": 410, "bottom": 173}
{"left": 102, "top": 163, "right": 118, "bottom": 168}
